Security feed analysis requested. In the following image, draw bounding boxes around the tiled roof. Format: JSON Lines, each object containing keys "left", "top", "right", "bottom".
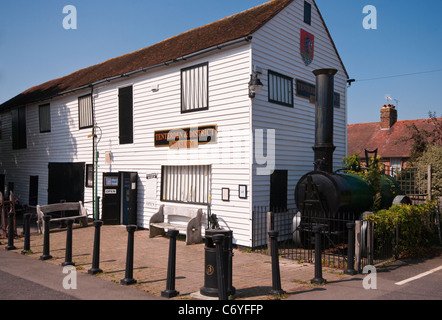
{"left": 0, "top": 0, "right": 296, "bottom": 110}
{"left": 347, "top": 118, "right": 442, "bottom": 158}
{"left": 1, "top": 0, "right": 348, "bottom": 111}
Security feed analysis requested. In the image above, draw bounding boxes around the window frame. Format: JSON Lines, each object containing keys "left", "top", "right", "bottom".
{"left": 12, "top": 106, "right": 27, "bottom": 150}
{"left": 268, "top": 70, "right": 294, "bottom": 108}
{"left": 78, "top": 94, "right": 94, "bottom": 130}
{"left": 161, "top": 165, "right": 211, "bottom": 205}
{"left": 181, "top": 62, "right": 209, "bottom": 114}
{"left": 38, "top": 103, "right": 51, "bottom": 133}
{"left": 85, "top": 164, "right": 94, "bottom": 188}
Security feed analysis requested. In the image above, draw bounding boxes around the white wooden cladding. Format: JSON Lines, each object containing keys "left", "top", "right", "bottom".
{"left": 162, "top": 165, "right": 211, "bottom": 205}
{"left": 0, "top": 1, "right": 348, "bottom": 247}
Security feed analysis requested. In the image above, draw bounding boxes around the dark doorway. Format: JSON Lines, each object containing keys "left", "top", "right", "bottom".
{"left": 29, "top": 176, "right": 39, "bottom": 206}
{"left": 270, "top": 170, "right": 288, "bottom": 211}
{"left": 48, "top": 163, "right": 85, "bottom": 204}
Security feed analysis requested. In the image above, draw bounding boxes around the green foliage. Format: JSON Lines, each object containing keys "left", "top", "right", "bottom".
{"left": 343, "top": 154, "right": 385, "bottom": 211}
{"left": 399, "top": 111, "right": 442, "bottom": 163}
{"left": 413, "top": 145, "right": 442, "bottom": 198}
{"left": 366, "top": 201, "right": 441, "bottom": 257}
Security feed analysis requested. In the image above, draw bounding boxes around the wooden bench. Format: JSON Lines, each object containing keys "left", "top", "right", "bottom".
{"left": 149, "top": 205, "right": 203, "bottom": 245}
{"left": 36, "top": 202, "right": 89, "bottom": 234}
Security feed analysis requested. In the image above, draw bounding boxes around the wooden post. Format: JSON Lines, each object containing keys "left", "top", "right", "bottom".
{"left": 266, "top": 211, "right": 273, "bottom": 256}
{"left": 428, "top": 164, "right": 432, "bottom": 201}
{"left": 355, "top": 220, "right": 362, "bottom": 273}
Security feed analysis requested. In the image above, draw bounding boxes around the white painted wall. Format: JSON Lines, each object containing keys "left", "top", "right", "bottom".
{"left": 250, "top": 0, "right": 348, "bottom": 211}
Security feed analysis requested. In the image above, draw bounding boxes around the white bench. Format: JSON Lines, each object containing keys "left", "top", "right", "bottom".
{"left": 36, "top": 202, "right": 89, "bottom": 234}
{"left": 149, "top": 205, "right": 203, "bottom": 245}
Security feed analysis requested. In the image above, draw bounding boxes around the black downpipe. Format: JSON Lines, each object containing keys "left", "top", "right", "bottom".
{"left": 312, "top": 69, "right": 338, "bottom": 173}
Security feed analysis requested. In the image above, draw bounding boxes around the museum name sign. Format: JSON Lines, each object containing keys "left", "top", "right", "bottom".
{"left": 154, "top": 125, "right": 217, "bottom": 149}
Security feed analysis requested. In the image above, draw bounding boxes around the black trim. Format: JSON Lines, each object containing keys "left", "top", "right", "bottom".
{"left": 12, "top": 106, "right": 27, "bottom": 150}
{"left": 118, "top": 86, "right": 134, "bottom": 145}
{"left": 268, "top": 70, "right": 294, "bottom": 108}
{"left": 304, "top": 1, "right": 312, "bottom": 25}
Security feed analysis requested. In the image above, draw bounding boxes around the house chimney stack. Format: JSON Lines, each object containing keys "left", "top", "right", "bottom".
{"left": 380, "top": 104, "right": 397, "bottom": 129}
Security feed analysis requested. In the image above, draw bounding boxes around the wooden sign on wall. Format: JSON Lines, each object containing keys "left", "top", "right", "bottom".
{"left": 154, "top": 125, "right": 217, "bottom": 149}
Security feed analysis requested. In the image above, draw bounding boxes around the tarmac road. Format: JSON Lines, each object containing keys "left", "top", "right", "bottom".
{"left": 289, "top": 253, "right": 442, "bottom": 300}
{"left": 0, "top": 250, "right": 160, "bottom": 301}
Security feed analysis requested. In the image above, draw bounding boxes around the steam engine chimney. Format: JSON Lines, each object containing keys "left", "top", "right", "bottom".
{"left": 312, "top": 68, "right": 338, "bottom": 173}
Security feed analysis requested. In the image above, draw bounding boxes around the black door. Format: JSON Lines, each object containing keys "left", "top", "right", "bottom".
{"left": 48, "top": 163, "right": 85, "bottom": 204}
{"left": 270, "top": 170, "right": 288, "bottom": 211}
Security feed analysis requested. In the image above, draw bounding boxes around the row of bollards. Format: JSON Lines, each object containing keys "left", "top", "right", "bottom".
{"left": 5, "top": 212, "right": 360, "bottom": 301}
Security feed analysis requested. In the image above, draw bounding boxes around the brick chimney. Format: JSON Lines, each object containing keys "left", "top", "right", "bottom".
{"left": 380, "top": 104, "right": 397, "bottom": 129}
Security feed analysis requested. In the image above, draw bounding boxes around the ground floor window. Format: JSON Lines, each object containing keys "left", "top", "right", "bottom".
{"left": 161, "top": 165, "right": 211, "bottom": 205}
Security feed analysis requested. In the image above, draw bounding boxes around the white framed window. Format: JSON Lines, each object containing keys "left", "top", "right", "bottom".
{"left": 181, "top": 62, "right": 209, "bottom": 113}
{"left": 161, "top": 165, "right": 211, "bottom": 205}
{"left": 78, "top": 94, "right": 94, "bottom": 129}
{"left": 268, "top": 70, "right": 294, "bottom": 107}
{"left": 39, "top": 104, "right": 51, "bottom": 133}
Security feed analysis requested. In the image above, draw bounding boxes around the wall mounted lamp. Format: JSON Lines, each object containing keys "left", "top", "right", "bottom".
{"left": 248, "top": 72, "right": 263, "bottom": 98}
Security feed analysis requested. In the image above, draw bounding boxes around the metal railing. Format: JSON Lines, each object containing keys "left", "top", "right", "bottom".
{"left": 251, "top": 207, "right": 406, "bottom": 272}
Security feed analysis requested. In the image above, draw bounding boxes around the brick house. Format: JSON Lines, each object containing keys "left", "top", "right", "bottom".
{"left": 347, "top": 104, "right": 442, "bottom": 172}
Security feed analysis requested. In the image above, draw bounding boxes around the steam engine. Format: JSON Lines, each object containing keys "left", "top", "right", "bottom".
{"left": 294, "top": 69, "right": 409, "bottom": 238}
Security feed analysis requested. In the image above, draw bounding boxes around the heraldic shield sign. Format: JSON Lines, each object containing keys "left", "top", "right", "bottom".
{"left": 300, "top": 29, "right": 315, "bottom": 66}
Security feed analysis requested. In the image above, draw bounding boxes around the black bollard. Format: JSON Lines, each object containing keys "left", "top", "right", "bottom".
{"left": 311, "top": 225, "right": 326, "bottom": 285}
{"left": 88, "top": 220, "right": 103, "bottom": 275}
{"left": 345, "top": 222, "right": 358, "bottom": 275}
{"left": 161, "top": 229, "right": 180, "bottom": 298}
{"left": 268, "top": 231, "right": 285, "bottom": 296}
{"left": 120, "top": 225, "right": 137, "bottom": 285}
{"left": 62, "top": 219, "right": 75, "bottom": 267}
{"left": 213, "top": 234, "right": 228, "bottom": 300}
{"left": 40, "top": 215, "right": 53, "bottom": 260}
{"left": 21, "top": 213, "right": 31, "bottom": 255}
{"left": 5, "top": 211, "right": 16, "bottom": 251}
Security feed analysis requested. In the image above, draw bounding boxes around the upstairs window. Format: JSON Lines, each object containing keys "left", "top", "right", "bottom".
{"left": 39, "top": 103, "right": 51, "bottom": 133}
{"left": 78, "top": 94, "right": 94, "bottom": 130}
{"left": 12, "top": 106, "right": 27, "bottom": 150}
{"left": 268, "top": 70, "right": 294, "bottom": 107}
{"left": 304, "top": 1, "right": 312, "bottom": 25}
{"left": 181, "top": 63, "right": 208, "bottom": 113}
{"left": 119, "top": 86, "right": 134, "bottom": 145}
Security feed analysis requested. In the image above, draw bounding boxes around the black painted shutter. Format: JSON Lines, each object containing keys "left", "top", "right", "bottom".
{"left": 119, "top": 86, "right": 133, "bottom": 145}
{"left": 270, "top": 170, "right": 288, "bottom": 211}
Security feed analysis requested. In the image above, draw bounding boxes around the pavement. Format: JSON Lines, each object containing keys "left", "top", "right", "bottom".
{"left": 0, "top": 219, "right": 362, "bottom": 301}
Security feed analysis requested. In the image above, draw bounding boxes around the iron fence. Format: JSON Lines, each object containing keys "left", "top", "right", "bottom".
{"left": 251, "top": 207, "right": 400, "bottom": 272}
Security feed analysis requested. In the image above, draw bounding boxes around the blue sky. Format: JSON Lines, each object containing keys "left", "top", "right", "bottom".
{"left": 1, "top": 0, "right": 441, "bottom": 124}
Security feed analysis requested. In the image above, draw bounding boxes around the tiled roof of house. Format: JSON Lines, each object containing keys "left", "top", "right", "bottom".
{"left": 347, "top": 117, "right": 442, "bottom": 158}
{"left": 1, "top": 0, "right": 348, "bottom": 111}
{"left": 1, "top": 0, "right": 294, "bottom": 110}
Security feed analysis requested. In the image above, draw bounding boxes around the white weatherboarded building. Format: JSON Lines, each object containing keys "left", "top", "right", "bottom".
{"left": 0, "top": 0, "right": 348, "bottom": 247}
